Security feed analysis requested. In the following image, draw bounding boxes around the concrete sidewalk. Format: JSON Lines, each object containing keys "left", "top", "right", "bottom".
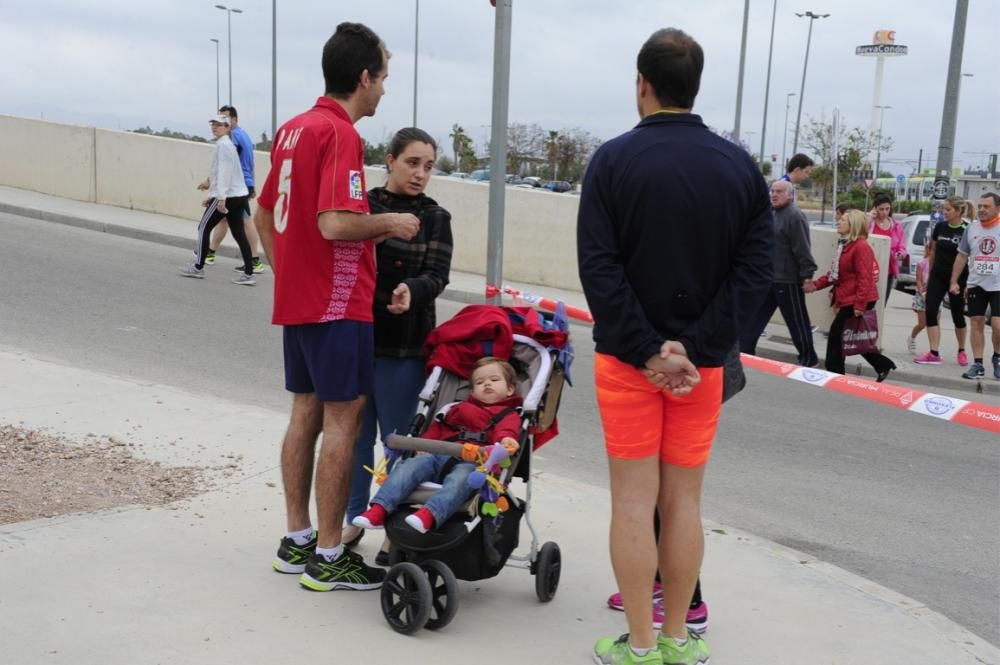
{"left": 0, "top": 184, "right": 994, "bottom": 399}
{"left": 1, "top": 348, "right": 998, "bottom": 664}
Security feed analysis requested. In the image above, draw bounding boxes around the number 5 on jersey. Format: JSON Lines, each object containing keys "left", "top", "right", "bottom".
{"left": 273, "top": 159, "right": 293, "bottom": 234}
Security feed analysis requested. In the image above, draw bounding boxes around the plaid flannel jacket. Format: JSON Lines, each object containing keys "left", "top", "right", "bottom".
{"left": 368, "top": 187, "right": 454, "bottom": 358}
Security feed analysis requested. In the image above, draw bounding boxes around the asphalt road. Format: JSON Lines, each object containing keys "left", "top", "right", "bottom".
{"left": 1, "top": 211, "right": 997, "bottom": 645}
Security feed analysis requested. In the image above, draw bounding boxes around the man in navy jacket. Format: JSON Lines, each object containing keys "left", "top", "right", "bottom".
{"left": 579, "top": 27, "right": 773, "bottom": 665}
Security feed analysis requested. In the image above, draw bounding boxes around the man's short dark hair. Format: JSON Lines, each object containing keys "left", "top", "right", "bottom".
{"left": 872, "top": 193, "right": 893, "bottom": 210}
{"left": 981, "top": 192, "right": 1000, "bottom": 207}
{"left": 636, "top": 28, "right": 704, "bottom": 109}
{"left": 322, "top": 22, "right": 386, "bottom": 98}
{"left": 786, "top": 153, "right": 814, "bottom": 172}
{"left": 218, "top": 105, "right": 237, "bottom": 119}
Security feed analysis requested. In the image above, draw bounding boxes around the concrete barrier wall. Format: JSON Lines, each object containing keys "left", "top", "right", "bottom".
{"left": 0, "top": 115, "right": 96, "bottom": 202}
{"left": 794, "top": 228, "right": 889, "bottom": 341}
{"left": 0, "top": 115, "right": 888, "bottom": 318}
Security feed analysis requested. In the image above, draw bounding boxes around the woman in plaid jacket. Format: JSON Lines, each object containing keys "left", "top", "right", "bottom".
{"left": 343, "top": 128, "right": 454, "bottom": 551}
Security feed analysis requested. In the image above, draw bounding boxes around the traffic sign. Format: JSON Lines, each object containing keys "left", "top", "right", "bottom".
{"left": 896, "top": 174, "right": 905, "bottom": 183}
{"left": 863, "top": 178, "right": 873, "bottom": 190}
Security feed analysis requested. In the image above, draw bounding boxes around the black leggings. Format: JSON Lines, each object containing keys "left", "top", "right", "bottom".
{"left": 924, "top": 272, "right": 967, "bottom": 329}
{"left": 195, "top": 196, "right": 252, "bottom": 274}
{"left": 653, "top": 510, "right": 703, "bottom": 608}
{"left": 824, "top": 301, "right": 895, "bottom": 376}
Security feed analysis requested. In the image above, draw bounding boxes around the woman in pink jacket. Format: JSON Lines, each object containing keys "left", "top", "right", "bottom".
{"left": 806, "top": 209, "right": 897, "bottom": 381}
{"left": 868, "top": 193, "right": 908, "bottom": 303}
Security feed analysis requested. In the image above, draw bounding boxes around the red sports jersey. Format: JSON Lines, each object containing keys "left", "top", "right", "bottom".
{"left": 257, "top": 97, "right": 375, "bottom": 324}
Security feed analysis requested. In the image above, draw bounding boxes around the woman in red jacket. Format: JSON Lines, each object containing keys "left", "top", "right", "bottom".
{"left": 805, "top": 209, "right": 897, "bottom": 381}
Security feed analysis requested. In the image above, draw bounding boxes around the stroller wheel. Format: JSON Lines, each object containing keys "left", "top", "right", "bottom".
{"left": 534, "top": 541, "right": 561, "bottom": 603}
{"left": 381, "top": 562, "right": 432, "bottom": 634}
{"left": 421, "top": 559, "right": 459, "bottom": 630}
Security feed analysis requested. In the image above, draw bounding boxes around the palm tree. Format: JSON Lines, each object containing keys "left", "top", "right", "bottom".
{"left": 450, "top": 124, "right": 466, "bottom": 171}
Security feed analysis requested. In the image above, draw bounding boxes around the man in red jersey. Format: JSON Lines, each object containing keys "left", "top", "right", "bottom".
{"left": 255, "top": 22, "right": 419, "bottom": 592}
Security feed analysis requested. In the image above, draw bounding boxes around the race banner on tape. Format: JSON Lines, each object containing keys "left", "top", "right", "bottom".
{"left": 742, "top": 354, "right": 999, "bottom": 435}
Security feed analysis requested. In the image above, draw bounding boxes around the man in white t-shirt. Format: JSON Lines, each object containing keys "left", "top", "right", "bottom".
{"left": 950, "top": 192, "right": 1000, "bottom": 379}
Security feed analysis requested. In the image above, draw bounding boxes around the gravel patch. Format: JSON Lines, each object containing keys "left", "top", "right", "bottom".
{"left": 0, "top": 424, "right": 209, "bottom": 525}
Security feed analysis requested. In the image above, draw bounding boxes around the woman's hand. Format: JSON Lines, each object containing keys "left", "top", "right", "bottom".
{"left": 853, "top": 309, "right": 864, "bottom": 317}
{"left": 217, "top": 202, "right": 228, "bottom": 214}
{"left": 802, "top": 280, "right": 817, "bottom": 293}
{"left": 387, "top": 283, "right": 411, "bottom": 314}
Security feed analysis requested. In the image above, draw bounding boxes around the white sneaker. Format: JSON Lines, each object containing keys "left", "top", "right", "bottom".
{"left": 231, "top": 273, "right": 256, "bottom": 286}
{"left": 906, "top": 336, "right": 916, "bottom": 355}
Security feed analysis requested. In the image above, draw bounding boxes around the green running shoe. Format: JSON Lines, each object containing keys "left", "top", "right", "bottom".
{"left": 299, "top": 550, "right": 385, "bottom": 591}
{"left": 272, "top": 532, "right": 317, "bottom": 574}
{"left": 204, "top": 252, "right": 215, "bottom": 265}
{"left": 593, "top": 634, "right": 662, "bottom": 665}
{"left": 658, "top": 630, "right": 710, "bottom": 665}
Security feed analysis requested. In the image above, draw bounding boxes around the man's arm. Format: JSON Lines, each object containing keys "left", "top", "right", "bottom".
{"left": 576, "top": 149, "right": 664, "bottom": 369}
{"left": 317, "top": 210, "right": 419, "bottom": 242}
{"left": 950, "top": 253, "right": 969, "bottom": 294}
{"left": 791, "top": 210, "right": 817, "bottom": 279}
{"left": 254, "top": 207, "right": 276, "bottom": 274}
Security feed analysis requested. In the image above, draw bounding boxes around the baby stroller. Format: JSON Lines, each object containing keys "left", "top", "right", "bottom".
{"left": 377, "top": 305, "right": 570, "bottom": 634}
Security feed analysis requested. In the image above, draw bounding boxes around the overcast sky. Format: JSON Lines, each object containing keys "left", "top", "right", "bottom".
{"left": 2, "top": 0, "right": 996, "bottom": 175}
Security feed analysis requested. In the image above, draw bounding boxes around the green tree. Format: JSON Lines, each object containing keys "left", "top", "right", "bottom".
{"left": 449, "top": 124, "right": 476, "bottom": 172}
{"left": 363, "top": 139, "right": 388, "bottom": 166}
{"left": 801, "top": 114, "right": 887, "bottom": 216}
{"left": 436, "top": 154, "right": 455, "bottom": 173}
{"left": 131, "top": 127, "right": 208, "bottom": 143}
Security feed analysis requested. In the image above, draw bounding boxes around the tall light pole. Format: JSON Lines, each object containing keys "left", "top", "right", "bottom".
{"left": 486, "top": 0, "right": 512, "bottom": 305}
{"left": 874, "top": 105, "right": 891, "bottom": 178}
{"left": 931, "top": 0, "right": 969, "bottom": 222}
{"left": 271, "top": 0, "right": 277, "bottom": 142}
{"left": 759, "top": 0, "right": 778, "bottom": 163}
{"left": 215, "top": 4, "right": 243, "bottom": 106}
{"left": 413, "top": 0, "right": 420, "bottom": 127}
{"left": 209, "top": 38, "right": 220, "bottom": 110}
{"left": 732, "top": 0, "right": 750, "bottom": 140}
{"left": 792, "top": 11, "right": 829, "bottom": 154}
{"left": 781, "top": 92, "right": 796, "bottom": 172}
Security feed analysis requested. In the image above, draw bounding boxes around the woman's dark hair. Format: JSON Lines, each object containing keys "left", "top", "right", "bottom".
{"left": 387, "top": 127, "right": 437, "bottom": 158}
{"left": 835, "top": 202, "right": 855, "bottom": 216}
{"left": 322, "top": 22, "right": 386, "bottom": 98}
{"left": 636, "top": 28, "right": 704, "bottom": 109}
{"left": 872, "top": 193, "right": 893, "bottom": 210}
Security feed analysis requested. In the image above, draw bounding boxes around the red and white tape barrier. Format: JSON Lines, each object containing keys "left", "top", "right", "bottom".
{"left": 485, "top": 284, "right": 594, "bottom": 324}
{"left": 484, "top": 282, "right": 1000, "bottom": 435}
{"left": 742, "top": 355, "right": 1000, "bottom": 435}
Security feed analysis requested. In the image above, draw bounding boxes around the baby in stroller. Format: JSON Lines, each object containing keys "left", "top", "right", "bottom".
{"left": 352, "top": 356, "right": 522, "bottom": 534}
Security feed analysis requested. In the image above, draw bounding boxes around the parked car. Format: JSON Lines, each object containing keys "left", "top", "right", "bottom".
{"left": 544, "top": 180, "right": 573, "bottom": 193}
{"left": 468, "top": 169, "right": 491, "bottom": 182}
{"left": 449, "top": 172, "right": 468, "bottom": 179}
{"left": 522, "top": 176, "right": 543, "bottom": 188}
{"left": 896, "top": 213, "right": 932, "bottom": 292}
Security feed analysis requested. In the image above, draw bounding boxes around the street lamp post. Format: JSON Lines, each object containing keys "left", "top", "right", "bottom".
{"left": 759, "top": 0, "right": 778, "bottom": 163}
{"left": 792, "top": 11, "right": 829, "bottom": 155}
{"left": 874, "top": 105, "right": 891, "bottom": 180}
{"left": 209, "top": 38, "right": 220, "bottom": 110}
{"left": 781, "top": 92, "right": 796, "bottom": 172}
{"left": 732, "top": 0, "right": 750, "bottom": 141}
{"left": 272, "top": 0, "right": 277, "bottom": 142}
{"left": 413, "top": 0, "right": 419, "bottom": 127}
{"left": 215, "top": 4, "right": 243, "bottom": 106}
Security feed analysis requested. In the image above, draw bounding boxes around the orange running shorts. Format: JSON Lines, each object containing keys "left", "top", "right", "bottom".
{"left": 594, "top": 352, "right": 723, "bottom": 467}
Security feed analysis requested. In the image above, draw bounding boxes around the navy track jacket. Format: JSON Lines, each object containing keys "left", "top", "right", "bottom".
{"left": 577, "top": 112, "right": 774, "bottom": 369}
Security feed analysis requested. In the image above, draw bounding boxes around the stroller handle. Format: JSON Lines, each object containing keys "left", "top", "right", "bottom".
{"left": 385, "top": 434, "right": 465, "bottom": 458}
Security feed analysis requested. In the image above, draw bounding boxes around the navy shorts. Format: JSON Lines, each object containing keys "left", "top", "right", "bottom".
{"left": 283, "top": 321, "right": 374, "bottom": 402}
